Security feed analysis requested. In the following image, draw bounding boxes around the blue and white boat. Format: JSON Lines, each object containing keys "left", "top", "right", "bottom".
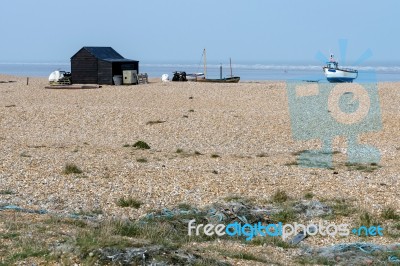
{"left": 323, "top": 54, "right": 358, "bottom": 82}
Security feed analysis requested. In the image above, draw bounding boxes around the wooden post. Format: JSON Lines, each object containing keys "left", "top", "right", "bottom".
{"left": 26, "top": 77, "right": 29, "bottom": 85}
{"left": 230, "top": 58, "right": 233, "bottom": 78}
{"left": 203, "top": 48, "right": 207, "bottom": 79}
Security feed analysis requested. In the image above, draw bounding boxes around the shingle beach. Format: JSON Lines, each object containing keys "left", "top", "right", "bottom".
{"left": 1, "top": 75, "right": 399, "bottom": 265}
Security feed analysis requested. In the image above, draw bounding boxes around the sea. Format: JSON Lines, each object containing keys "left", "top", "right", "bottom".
{"left": 1, "top": 61, "right": 399, "bottom": 82}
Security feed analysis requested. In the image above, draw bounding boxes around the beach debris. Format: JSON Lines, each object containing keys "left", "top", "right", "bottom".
{"left": 300, "top": 242, "right": 400, "bottom": 265}
{"left": 207, "top": 202, "right": 276, "bottom": 224}
{"left": 0, "top": 204, "right": 47, "bottom": 215}
{"left": 0, "top": 80, "right": 16, "bottom": 83}
{"left": 302, "top": 79, "right": 320, "bottom": 83}
{"left": 290, "top": 232, "right": 308, "bottom": 245}
{"left": 172, "top": 71, "right": 187, "bottom": 82}
{"left": 144, "top": 201, "right": 275, "bottom": 226}
{"left": 0, "top": 204, "right": 101, "bottom": 221}
{"left": 96, "top": 245, "right": 230, "bottom": 266}
{"left": 5, "top": 104, "right": 16, "bottom": 108}
{"left": 161, "top": 74, "right": 169, "bottom": 82}
{"left": 138, "top": 73, "right": 149, "bottom": 84}
{"left": 289, "top": 225, "right": 318, "bottom": 245}
{"left": 293, "top": 200, "right": 332, "bottom": 218}
{"left": 27, "top": 144, "right": 47, "bottom": 148}
{"left": 49, "top": 70, "right": 71, "bottom": 85}
{"left": 146, "top": 120, "right": 166, "bottom": 125}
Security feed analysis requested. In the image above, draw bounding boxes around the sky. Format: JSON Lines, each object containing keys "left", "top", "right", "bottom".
{"left": 0, "top": 0, "right": 399, "bottom": 65}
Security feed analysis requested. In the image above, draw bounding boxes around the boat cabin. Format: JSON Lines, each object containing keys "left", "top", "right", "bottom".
{"left": 326, "top": 61, "right": 338, "bottom": 69}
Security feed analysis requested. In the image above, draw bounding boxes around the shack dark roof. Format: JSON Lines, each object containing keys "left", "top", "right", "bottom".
{"left": 71, "top": 47, "right": 138, "bottom": 62}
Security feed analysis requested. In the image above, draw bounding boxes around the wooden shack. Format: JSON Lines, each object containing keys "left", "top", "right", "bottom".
{"left": 71, "top": 47, "right": 139, "bottom": 85}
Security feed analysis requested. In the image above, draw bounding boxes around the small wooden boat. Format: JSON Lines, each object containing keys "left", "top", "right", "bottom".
{"left": 196, "top": 76, "right": 240, "bottom": 83}
{"left": 197, "top": 49, "right": 240, "bottom": 83}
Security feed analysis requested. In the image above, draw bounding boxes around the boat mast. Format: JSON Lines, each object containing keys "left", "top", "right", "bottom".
{"left": 203, "top": 48, "right": 207, "bottom": 78}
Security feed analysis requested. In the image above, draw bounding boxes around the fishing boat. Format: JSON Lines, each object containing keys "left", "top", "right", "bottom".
{"left": 196, "top": 49, "right": 240, "bottom": 83}
{"left": 323, "top": 54, "right": 358, "bottom": 83}
{"left": 196, "top": 76, "right": 240, "bottom": 83}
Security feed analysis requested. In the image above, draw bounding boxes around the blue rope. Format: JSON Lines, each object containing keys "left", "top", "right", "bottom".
{"left": 0, "top": 205, "right": 47, "bottom": 214}
{"left": 209, "top": 212, "right": 225, "bottom": 222}
{"left": 160, "top": 208, "right": 174, "bottom": 218}
{"left": 207, "top": 208, "right": 217, "bottom": 215}
{"left": 1, "top": 205, "right": 21, "bottom": 210}
{"left": 0, "top": 205, "right": 101, "bottom": 220}
{"left": 316, "top": 243, "right": 400, "bottom": 264}
{"left": 237, "top": 215, "right": 248, "bottom": 224}
{"left": 145, "top": 207, "right": 202, "bottom": 221}
{"left": 328, "top": 243, "right": 384, "bottom": 254}
{"left": 388, "top": 255, "right": 400, "bottom": 263}
{"left": 357, "top": 243, "right": 383, "bottom": 253}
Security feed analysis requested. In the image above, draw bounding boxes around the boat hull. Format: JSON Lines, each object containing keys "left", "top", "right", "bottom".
{"left": 323, "top": 67, "right": 358, "bottom": 83}
{"left": 196, "top": 76, "right": 240, "bottom": 83}
{"left": 326, "top": 77, "right": 356, "bottom": 83}
{"left": 186, "top": 73, "right": 205, "bottom": 81}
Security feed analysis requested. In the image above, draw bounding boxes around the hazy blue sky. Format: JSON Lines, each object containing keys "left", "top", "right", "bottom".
{"left": 0, "top": 0, "right": 399, "bottom": 64}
